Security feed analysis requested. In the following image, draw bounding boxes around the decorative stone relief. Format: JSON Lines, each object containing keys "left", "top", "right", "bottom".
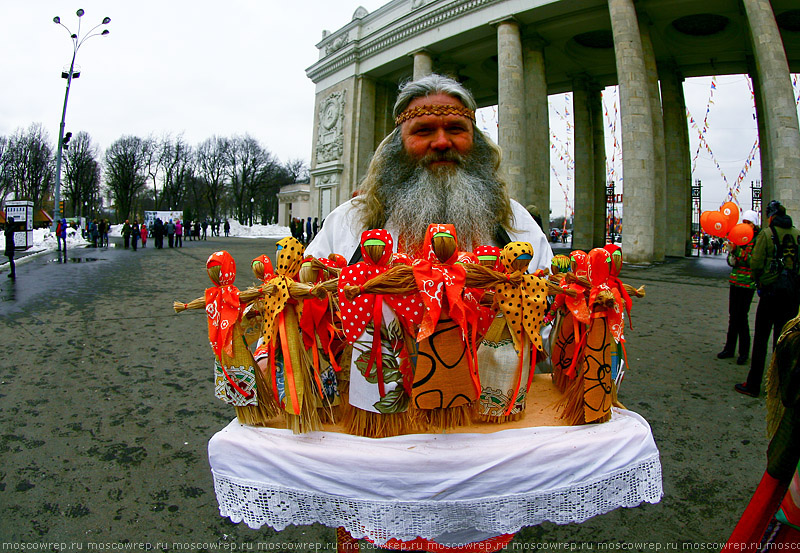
{"left": 315, "top": 172, "right": 341, "bottom": 188}
{"left": 325, "top": 32, "right": 350, "bottom": 56}
{"left": 352, "top": 6, "right": 369, "bottom": 20}
{"left": 316, "top": 91, "right": 346, "bottom": 164}
{"left": 411, "top": 0, "right": 427, "bottom": 9}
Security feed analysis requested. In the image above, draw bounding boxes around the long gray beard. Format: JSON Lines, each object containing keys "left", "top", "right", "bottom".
{"left": 378, "top": 140, "right": 504, "bottom": 252}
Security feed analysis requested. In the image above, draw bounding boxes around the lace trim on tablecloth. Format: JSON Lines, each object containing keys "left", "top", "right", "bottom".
{"left": 212, "top": 452, "right": 662, "bottom": 544}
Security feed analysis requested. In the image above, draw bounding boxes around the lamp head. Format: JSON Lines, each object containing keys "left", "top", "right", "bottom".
{"left": 102, "top": 17, "right": 111, "bottom": 24}
{"left": 76, "top": 9, "right": 85, "bottom": 17}
{"left": 53, "top": 16, "right": 61, "bottom": 24}
{"left": 101, "top": 29, "right": 109, "bottom": 36}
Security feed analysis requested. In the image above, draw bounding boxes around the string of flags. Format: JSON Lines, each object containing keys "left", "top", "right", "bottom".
{"left": 549, "top": 93, "right": 574, "bottom": 218}
{"left": 602, "top": 87, "right": 623, "bottom": 188}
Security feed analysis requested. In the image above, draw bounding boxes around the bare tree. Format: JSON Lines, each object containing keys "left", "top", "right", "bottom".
{"left": 284, "top": 158, "right": 310, "bottom": 183}
{"left": 195, "top": 136, "right": 230, "bottom": 221}
{"left": 63, "top": 131, "right": 101, "bottom": 218}
{"left": 4, "top": 123, "right": 55, "bottom": 211}
{"left": 227, "top": 135, "right": 280, "bottom": 225}
{"left": 160, "top": 135, "right": 193, "bottom": 211}
{"left": 0, "top": 136, "right": 12, "bottom": 202}
{"left": 105, "top": 136, "right": 148, "bottom": 222}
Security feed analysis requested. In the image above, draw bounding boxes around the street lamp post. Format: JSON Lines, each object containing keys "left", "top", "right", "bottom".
{"left": 250, "top": 197, "right": 255, "bottom": 227}
{"left": 52, "top": 9, "right": 110, "bottom": 231}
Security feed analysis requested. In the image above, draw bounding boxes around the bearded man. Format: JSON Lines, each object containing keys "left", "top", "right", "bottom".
{"left": 306, "top": 73, "right": 552, "bottom": 269}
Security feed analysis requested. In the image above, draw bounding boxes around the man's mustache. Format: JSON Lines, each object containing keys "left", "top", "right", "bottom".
{"left": 418, "top": 150, "right": 465, "bottom": 167}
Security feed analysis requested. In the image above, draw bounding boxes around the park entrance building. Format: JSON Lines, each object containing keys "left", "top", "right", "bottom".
{"left": 305, "top": 0, "right": 800, "bottom": 263}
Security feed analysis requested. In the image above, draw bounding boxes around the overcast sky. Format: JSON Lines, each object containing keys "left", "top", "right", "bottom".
{"left": 2, "top": 1, "right": 795, "bottom": 219}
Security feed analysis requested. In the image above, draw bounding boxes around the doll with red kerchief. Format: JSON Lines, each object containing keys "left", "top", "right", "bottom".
{"left": 549, "top": 250, "right": 591, "bottom": 393}
{"left": 337, "top": 229, "right": 423, "bottom": 437}
{"left": 346, "top": 224, "right": 485, "bottom": 431}
{"left": 173, "top": 251, "right": 278, "bottom": 426}
{"left": 558, "top": 248, "right": 626, "bottom": 425}
{"left": 297, "top": 255, "right": 344, "bottom": 420}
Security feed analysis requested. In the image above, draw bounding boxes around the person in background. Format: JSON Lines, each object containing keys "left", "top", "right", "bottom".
{"left": 175, "top": 220, "right": 183, "bottom": 248}
{"left": 131, "top": 220, "right": 140, "bottom": 251}
{"left": 312, "top": 217, "right": 319, "bottom": 239}
{"left": 140, "top": 221, "right": 148, "bottom": 248}
{"left": 718, "top": 210, "right": 760, "bottom": 365}
{"left": 122, "top": 220, "right": 131, "bottom": 249}
{"left": 166, "top": 219, "right": 176, "bottom": 248}
{"left": 57, "top": 218, "right": 68, "bottom": 252}
{"left": 5, "top": 216, "right": 16, "bottom": 280}
{"left": 736, "top": 200, "right": 800, "bottom": 397}
{"left": 306, "top": 217, "right": 313, "bottom": 245}
{"left": 224, "top": 219, "right": 230, "bottom": 237}
{"left": 90, "top": 219, "right": 99, "bottom": 248}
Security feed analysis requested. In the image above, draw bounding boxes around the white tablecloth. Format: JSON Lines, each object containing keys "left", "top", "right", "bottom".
{"left": 209, "top": 408, "right": 662, "bottom": 545}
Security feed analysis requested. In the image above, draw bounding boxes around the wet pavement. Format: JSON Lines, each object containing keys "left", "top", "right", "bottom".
{"left": 0, "top": 238, "right": 768, "bottom": 548}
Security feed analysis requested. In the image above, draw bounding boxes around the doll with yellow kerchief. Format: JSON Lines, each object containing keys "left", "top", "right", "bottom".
{"left": 260, "top": 237, "right": 322, "bottom": 433}
{"left": 337, "top": 229, "right": 422, "bottom": 437}
{"left": 173, "top": 251, "right": 278, "bottom": 426}
{"left": 473, "top": 242, "right": 550, "bottom": 421}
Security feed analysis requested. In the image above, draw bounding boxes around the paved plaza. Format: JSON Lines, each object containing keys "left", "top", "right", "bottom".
{"left": 0, "top": 237, "right": 769, "bottom": 548}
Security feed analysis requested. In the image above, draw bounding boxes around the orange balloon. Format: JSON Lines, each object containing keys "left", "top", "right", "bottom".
{"left": 728, "top": 223, "right": 754, "bottom": 246}
{"left": 700, "top": 211, "right": 712, "bottom": 234}
{"left": 705, "top": 211, "right": 730, "bottom": 237}
{"left": 721, "top": 202, "right": 740, "bottom": 229}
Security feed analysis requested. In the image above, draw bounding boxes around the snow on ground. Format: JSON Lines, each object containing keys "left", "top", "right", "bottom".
{"left": 2, "top": 220, "right": 291, "bottom": 263}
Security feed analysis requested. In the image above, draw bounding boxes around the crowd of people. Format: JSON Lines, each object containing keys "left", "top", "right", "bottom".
{"left": 289, "top": 216, "right": 320, "bottom": 245}
{"left": 115, "top": 218, "right": 230, "bottom": 249}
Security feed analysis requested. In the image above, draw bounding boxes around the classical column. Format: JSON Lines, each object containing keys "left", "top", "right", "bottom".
{"left": 351, "top": 76, "right": 377, "bottom": 193}
{"left": 412, "top": 50, "right": 433, "bottom": 80}
{"left": 524, "top": 37, "right": 550, "bottom": 215}
{"left": 495, "top": 18, "right": 527, "bottom": 204}
{"left": 743, "top": 0, "right": 800, "bottom": 215}
{"left": 659, "top": 63, "right": 692, "bottom": 257}
{"left": 591, "top": 86, "right": 607, "bottom": 248}
{"left": 572, "top": 77, "right": 594, "bottom": 251}
{"left": 608, "top": 0, "right": 657, "bottom": 263}
{"left": 748, "top": 55, "right": 773, "bottom": 213}
{"left": 640, "top": 23, "right": 666, "bottom": 262}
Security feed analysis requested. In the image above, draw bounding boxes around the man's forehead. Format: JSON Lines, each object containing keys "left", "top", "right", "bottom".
{"left": 395, "top": 94, "right": 475, "bottom": 127}
{"left": 407, "top": 93, "right": 464, "bottom": 110}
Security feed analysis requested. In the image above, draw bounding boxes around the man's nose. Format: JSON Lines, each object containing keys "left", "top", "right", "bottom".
{"left": 429, "top": 128, "right": 452, "bottom": 151}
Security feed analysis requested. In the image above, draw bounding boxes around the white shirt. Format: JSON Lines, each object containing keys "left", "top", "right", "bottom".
{"left": 306, "top": 198, "right": 554, "bottom": 271}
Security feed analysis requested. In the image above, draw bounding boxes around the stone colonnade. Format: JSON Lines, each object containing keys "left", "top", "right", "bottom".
{"left": 309, "top": 0, "right": 800, "bottom": 264}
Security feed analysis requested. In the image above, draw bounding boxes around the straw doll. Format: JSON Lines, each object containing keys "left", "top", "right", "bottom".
{"left": 602, "top": 244, "right": 645, "bottom": 391}
{"left": 241, "top": 254, "right": 275, "bottom": 349}
{"left": 173, "top": 251, "right": 278, "bottom": 426}
{"left": 549, "top": 250, "right": 591, "bottom": 394}
{"left": 337, "top": 229, "right": 422, "bottom": 437}
{"left": 559, "top": 248, "right": 626, "bottom": 425}
{"left": 260, "top": 236, "right": 322, "bottom": 433}
{"left": 473, "top": 242, "right": 551, "bottom": 422}
{"left": 297, "top": 255, "right": 344, "bottom": 421}
{"left": 346, "top": 224, "right": 484, "bottom": 431}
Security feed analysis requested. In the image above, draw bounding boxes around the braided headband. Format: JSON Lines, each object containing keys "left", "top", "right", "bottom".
{"left": 395, "top": 104, "right": 476, "bottom": 126}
